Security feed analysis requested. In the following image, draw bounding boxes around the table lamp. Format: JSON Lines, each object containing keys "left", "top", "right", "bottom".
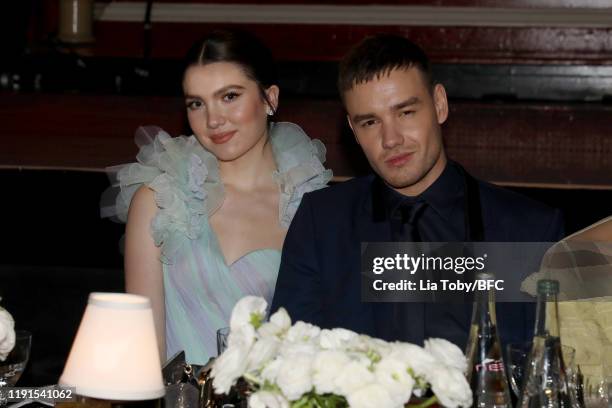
{"left": 59, "top": 293, "right": 165, "bottom": 406}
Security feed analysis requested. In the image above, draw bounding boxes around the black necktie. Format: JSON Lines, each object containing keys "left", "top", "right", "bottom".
{"left": 391, "top": 200, "right": 427, "bottom": 242}
{"left": 391, "top": 199, "right": 428, "bottom": 343}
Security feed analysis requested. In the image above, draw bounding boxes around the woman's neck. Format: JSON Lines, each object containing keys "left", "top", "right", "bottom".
{"left": 218, "top": 133, "right": 277, "bottom": 191}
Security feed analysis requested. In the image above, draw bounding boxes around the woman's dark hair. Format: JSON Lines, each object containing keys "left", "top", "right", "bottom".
{"left": 184, "top": 29, "right": 277, "bottom": 112}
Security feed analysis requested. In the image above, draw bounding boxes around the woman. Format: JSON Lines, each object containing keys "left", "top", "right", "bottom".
{"left": 103, "top": 30, "right": 332, "bottom": 364}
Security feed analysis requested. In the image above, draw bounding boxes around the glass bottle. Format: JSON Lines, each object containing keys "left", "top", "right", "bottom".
{"left": 465, "top": 272, "right": 513, "bottom": 408}
{"left": 517, "top": 279, "right": 581, "bottom": 408}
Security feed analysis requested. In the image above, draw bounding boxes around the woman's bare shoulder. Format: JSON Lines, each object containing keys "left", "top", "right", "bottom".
{"left": 128, "top": 185, "right": 157, "bottom": 219}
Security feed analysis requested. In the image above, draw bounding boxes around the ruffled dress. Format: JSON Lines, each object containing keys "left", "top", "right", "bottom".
{"left": 102, "top": 122, "right": 332, "bottom": 363}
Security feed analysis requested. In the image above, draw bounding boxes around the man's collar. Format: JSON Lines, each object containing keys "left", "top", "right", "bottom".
{"left": 371, "top": 161, "right": 464, "bottom": 223}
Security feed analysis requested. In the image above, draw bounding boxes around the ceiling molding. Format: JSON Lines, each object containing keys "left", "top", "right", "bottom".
{"left": 94, "top": 2, "right": 612, "bottom": 28}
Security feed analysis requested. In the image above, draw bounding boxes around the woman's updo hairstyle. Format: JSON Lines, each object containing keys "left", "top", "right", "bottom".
{"left": 184, "top": 29, "right": 278, "bottom": 113}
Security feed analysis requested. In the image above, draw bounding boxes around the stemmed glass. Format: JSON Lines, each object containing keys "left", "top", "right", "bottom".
{"left": 583, "top": 344, "right": 612, "bottom": 408}
{"left": 506, "top": 341, "right": 576, "bottom": 398}
{"left": 0, "top": 331, "right": 32, "bottom": 405}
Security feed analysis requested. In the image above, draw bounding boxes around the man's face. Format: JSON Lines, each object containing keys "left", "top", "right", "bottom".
{"left": 344, "top": 67, "right": 449, "bottom": 196}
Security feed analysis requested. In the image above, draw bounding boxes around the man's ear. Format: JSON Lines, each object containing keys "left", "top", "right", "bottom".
{"left": 433, "top": 84, "right": 448, "bottom": 125}
{"left": 346, "top": 115, "right": 360, "bottom": 145}
{"left": 265, "top": 85, "right": 280, "bottom": 113}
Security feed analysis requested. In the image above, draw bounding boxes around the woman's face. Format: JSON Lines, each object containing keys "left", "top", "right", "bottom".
{"left": 183, "top": 62, "right": 278, "bottom": 162}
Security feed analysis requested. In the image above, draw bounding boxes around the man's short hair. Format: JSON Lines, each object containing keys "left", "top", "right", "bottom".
{"left": 337, "top": 34, "right": 433, "bottom": 99}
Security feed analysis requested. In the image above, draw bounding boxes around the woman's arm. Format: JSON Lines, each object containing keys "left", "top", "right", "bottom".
{"left": 124, "top": 185, "right": 166, "bottom": 362}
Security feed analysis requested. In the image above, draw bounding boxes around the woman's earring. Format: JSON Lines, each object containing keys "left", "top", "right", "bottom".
{"left": 267, "top": 108, "right": 274, "bottom": 116}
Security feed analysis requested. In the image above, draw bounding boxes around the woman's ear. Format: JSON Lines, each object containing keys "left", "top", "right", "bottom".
{"left": 265, "top": 85, "right": 280, "bottom": 114}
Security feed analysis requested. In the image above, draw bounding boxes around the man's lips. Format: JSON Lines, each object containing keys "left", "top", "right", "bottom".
{"left": 210, "top": 130, "right": 237, "bottom": 144}
{"left": 385, "top": 152, "right": 414, "bottom": 167}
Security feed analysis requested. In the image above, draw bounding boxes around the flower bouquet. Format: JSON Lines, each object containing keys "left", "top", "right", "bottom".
{"left": 211, "top": 296, "right": 472, "bottom": 408}
{"left": 0, "top": 301, "right": 15, "bottom": 362}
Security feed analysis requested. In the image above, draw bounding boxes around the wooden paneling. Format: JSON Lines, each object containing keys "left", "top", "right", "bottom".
{"left": 2, "top": 93, "right": 610, "bottom": 188}
{"left": 102, "top": 0, "right": 612, "bottom": 7}
{"left": 83, "top": 22, "right": 612, "bottom": 64}
{"left": 30, "top": 1, "right": 612, "bottom": 64}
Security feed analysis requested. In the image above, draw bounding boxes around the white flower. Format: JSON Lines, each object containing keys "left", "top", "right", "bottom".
{"left": 312, "top": 350, "right": 351, "bottom": 394}
{"left": 279, "top": 340, "right": 318, "bottom": 359}
{"left": 247, "top": 337, "right": 280, "bottom": 372}
{"left": 427, "top": 366, "right": 472, "bottom": 408}
{"left": 285, "top": 321, "right": 321, "bottom": 343}
{"left": 211, "top": 344, "right": 250, "bottom": 394}
{"left": 388, "top": 343, "right": 437, "bottom": 379}
{"left": 374, "top": 357, "right": 415, "bottom": 406}
{"left": 228, "top": 324, "right": 256, "bottom": 350}
{"left": 276, "top": 353, "right": 313, "bottom": 401}
{"left": 258, "top": 308, "right": 291, "bottom": 339}
{"left": 0, "top": 307, "right": 15, "bottom": 362}
{"left": 270, "top": 308, "right": 291, "bottom": 330}
{"left": 334, "top": 360, "right": 375, "bottom": 397}
{"left": 347, "top": 383, "right": 397, "bottom": 408}
{"left": 319, "top": 328, "right": 358, "bottom": 350}
{"left": 261, "top": 357, "right": 284, "bottom": 383}
{"left": 425, "top": 338, "right": 467, "bottom": 372}
{"left": 248, "top": 390, "right": 289, "bottom": 408}
{"left": 229, "top": 296, "right": 267, "bottom": 331}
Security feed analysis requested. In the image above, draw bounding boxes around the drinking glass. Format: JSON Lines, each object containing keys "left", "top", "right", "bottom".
{"left": 216, "top": 327, "right": 230, "bottom": 356}
{"left": 584, "top": 344, "right": 612, "bottom": 408}
{"left": 0, "top": 331, "right": 32, "bottom": 406}
{"left": 506, "top": 341, "right": 576, "bottom": 398}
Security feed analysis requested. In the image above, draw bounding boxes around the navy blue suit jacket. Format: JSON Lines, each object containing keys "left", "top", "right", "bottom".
{"left": 271, "top": 172, "right": 564, "bottom": 348}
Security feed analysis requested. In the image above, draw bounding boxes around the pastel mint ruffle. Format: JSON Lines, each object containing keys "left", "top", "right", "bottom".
{"left": 103, "top": 122, "right": 332, "bottom": 264}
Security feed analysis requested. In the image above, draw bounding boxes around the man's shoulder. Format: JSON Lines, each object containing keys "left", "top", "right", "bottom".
{"left": 478, "top": 179, "right": 553, "bottom": 214}
{"left": 476, "top": 178, "right": 563, "bottom": 239}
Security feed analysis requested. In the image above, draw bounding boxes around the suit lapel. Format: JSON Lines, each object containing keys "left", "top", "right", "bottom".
{"left": 355, "top": 176, "right": 406, "bottom": 341}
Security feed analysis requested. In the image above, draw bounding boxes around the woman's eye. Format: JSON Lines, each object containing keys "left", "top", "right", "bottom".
{"left": 223, "top": 92, "right": 240, "bottom": 102}
{"left": 186, "top": 100, "right": 203, "bottom": 110}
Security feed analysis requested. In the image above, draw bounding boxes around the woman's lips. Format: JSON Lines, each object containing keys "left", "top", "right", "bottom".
{"left": 385, "top": 152, "right": 414, "bottom": 167}
{"left": 210, "top": 130, "right": 237, "bottom": 144}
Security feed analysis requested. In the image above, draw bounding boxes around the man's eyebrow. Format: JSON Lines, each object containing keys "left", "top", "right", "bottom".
{"left": 351, "top": 113, "right": 377, "bottom": 123}
{"left": 351, "top": 97, "right": 422, "bottom": 122}
{"left": 392, "top": 97, "right": 420, "bottom": 111}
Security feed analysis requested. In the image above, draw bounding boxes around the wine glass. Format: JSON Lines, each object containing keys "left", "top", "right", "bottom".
{"left": 583, "top": 344, "right": 612, "bottom": 408}
{"left": 0, "top": 331, "right": 32, "bottom": 405}
{"left": 506, "top": 341, "right": 576, "bottom": 398}
{"left": 0, "top": 331, "right": 31, "bottom": 386}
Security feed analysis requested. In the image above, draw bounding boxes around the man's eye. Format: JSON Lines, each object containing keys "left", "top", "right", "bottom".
{"left": 361, "top": 120, "right": 377, "bottom": 128}
{"left": 186, "top": 100, "right": 203, "bottom": 110}
{"left": 223, "top": 92, "right": 240, "bottom": 102}
{"left": 401, "top": 110, "right": 415, "bottom": 117}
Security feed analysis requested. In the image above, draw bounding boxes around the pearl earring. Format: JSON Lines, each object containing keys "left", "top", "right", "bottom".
{"left": 267, "top": 109, "right": 274, "bottom": 116}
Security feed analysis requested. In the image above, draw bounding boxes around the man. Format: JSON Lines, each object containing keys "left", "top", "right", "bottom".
{"left": 271, "top": 35, "right": 564, "bottom": 347}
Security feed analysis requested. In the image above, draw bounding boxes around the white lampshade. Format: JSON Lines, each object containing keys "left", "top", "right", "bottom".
{"left": 59, "top": 293, "right": 165, "bottom": 400}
